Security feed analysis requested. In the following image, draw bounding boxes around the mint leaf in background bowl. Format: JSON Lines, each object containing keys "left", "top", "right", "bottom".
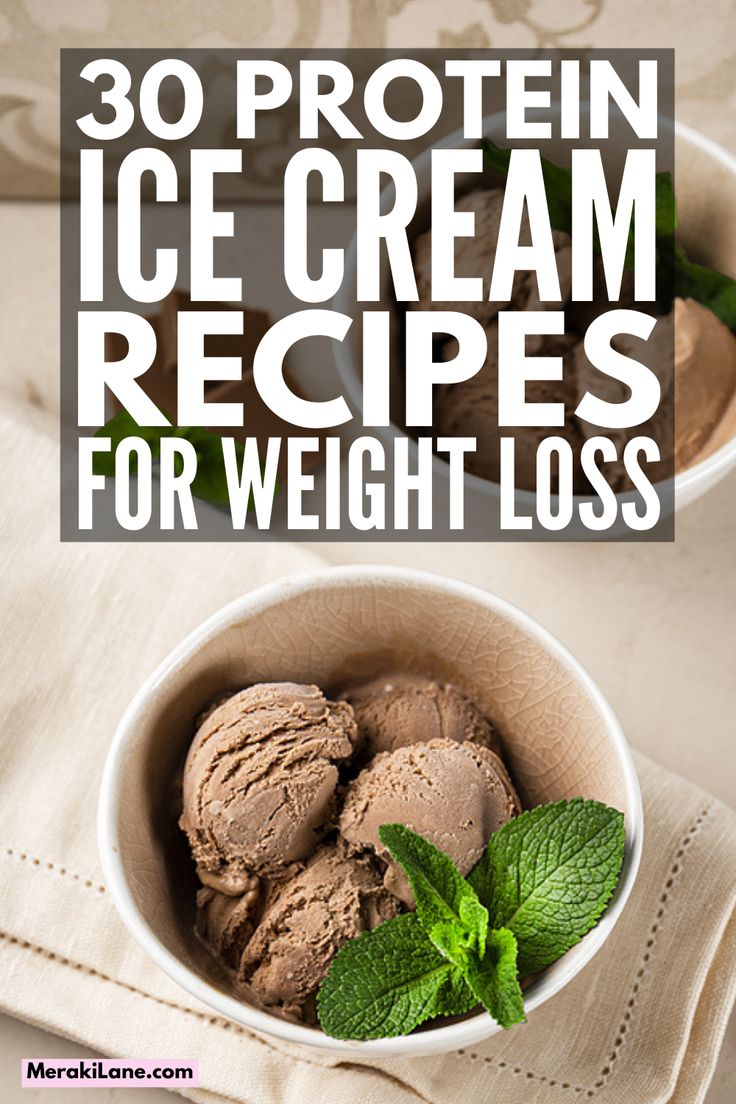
{"left": 318, "top": 800, "right": 625, "bottom": 1041}
{"left": 93, "top": 407, "right": 277, "bottom": 510}
{"left": 482, "top": 137, "right": 736, "bottom": 331}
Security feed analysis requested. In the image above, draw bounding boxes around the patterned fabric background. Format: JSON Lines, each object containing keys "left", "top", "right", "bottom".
{"left": 0, "top": 0, "right": 733, "bottom": 197}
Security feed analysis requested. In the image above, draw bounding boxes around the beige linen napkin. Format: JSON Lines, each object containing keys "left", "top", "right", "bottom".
{"left": 1, "top": 397, "right": 735, "bottom": 1104}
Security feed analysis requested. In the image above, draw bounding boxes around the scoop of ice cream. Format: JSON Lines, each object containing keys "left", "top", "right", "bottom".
{"left": 239, "top": 845, "right": 399, "bottom": 1018}
{"left": 567, "top": 257, "right": 637, "bottom": 335}
{"left": 340, "top": 674, "right": 501, "bottom": 760}
{"left": 574, "top": 297, "right": 736, "bottom": 485}
{"left": 412, "top": 188, "right": 573, "bottom": 325}
{"left": 180, "top": 683, "right": 358, "bottom": 892}
{"left": 339, "top": 738, "right": 521, "bottom": 907}
{"left": 672, "top": 298, "right": 736, "bottom": 465}
{"left": 434, "top": 323, "right": 586, "bottom": 492}
{"left": 574, "top": 305, "right": 672, "bottom": 491}
{"left": 195, "top": 876, "right": 261, "bottom": 969}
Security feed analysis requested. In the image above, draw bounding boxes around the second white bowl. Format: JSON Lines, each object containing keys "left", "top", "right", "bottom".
{"left": 333, "top": 118, "right": 736, "bottom": 530}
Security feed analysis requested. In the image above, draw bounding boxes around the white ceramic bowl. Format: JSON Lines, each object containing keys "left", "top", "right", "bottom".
{"left": 333, "top": 118, "right": 736, "bottom": 530}
{"left": 99, "top": 565, "right": 642, "bottom": 1057}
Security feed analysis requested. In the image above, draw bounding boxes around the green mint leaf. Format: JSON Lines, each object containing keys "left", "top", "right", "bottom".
{"left": 429, "top": 920, "right": 474, "bottom": 971}
{"left": 93, "top": 409, "right": 276, "bottom": 511}
{"left": 655, "top": 171, "right": 678, "bottom": 238}
{"left": 378, "top": 823, "right": 488, "bottom": 955}
{"left": 626, "top": 170, "right": 677, "bottom": 278}
{"left": 483, "top": 139, "right": 736, "bottom": 331}
{"left": 317, "top": 913, "right": 476, "bottom": 1040}
{"left": 671, "top": 246, "right": 736, "bottom": 331}
{"left": 181, "top": 425, "right": 244, "bottom": 508}
{"left": 92, "top": 408, "right": 173, "bottom": 476}
{"left": 465, "top": 928, "right": 525, "bottom": 1030}
{"left": 468, "top": 798, "right": 625, "bottom": 976}
{"left": 480, "top": 136, "right": 511, "bottom": 176}
{"left": 483, "top": 139, "right": 675, "bottom": 251}
{"left": 482, "top": 138, "right": 572, "bottom": 233}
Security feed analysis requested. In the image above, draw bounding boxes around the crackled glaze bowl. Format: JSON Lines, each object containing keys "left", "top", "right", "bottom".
{"left": 98, "top": 566, "right": 642, "bottom": 1057}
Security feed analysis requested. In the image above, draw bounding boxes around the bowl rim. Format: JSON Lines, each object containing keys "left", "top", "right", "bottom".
{"left": 98, "top": 564, "right": 643, "bottom": 1058}
{"left": 331, "top": 117, "right": 736, "bottom": 509}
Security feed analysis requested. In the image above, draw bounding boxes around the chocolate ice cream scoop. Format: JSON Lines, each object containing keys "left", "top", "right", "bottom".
{"left": 339, "top": 737, "right": 521, "bottom": 907}
{"left": 195, "top": 875, "right": 261, "bottom": 969}
{"left": 574, "top": 297, "right": 736, "bottom": 487}
{"left": 180, "top": 683, "right": 358, "bottom": 892}
{"left": 340, "top": 674, "right": 501, "bottom": 760}
{"left": 412, "top": 188, "right": 573, "bottom": 325}
{"left": 238, "top": 845, "right": 399, "bottom": 1018}
{"left": 434, "top": 323, "right": 585, "bottom": 492}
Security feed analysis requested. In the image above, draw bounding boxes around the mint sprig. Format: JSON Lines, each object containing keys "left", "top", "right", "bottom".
{"left": 378, "top": 823, "right": 488, "bottom": 957}
{"left": 464, "top": 927, "right": 525, "bottom": 1029}
{"left": 468, "top": 798, "right": 625, "bottom": 975}
{"left": 377, "top": 825, "right": 521, "bottom": 1029}
{"left": 482, "top": 137, "right": 736, "bottom": 331}
{"left": 317, "top": 799, "right": 625, "bottom": 1040}
{"left": 93, "top": 408, "right": 276, "bottom": 510}
{"left": 661, "top": 245, "right": 736, "bottom": 332}
{"left": 482, "top": 137, "right": 573, "bottom": 233}
{"left": 316, "top": 913, "right": 476, "bottom": 1040}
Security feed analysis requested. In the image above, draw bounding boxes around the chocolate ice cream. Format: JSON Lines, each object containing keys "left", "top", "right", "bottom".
{"left": 434, "top": 324, "right": 586, "bottom": 491}
{"left": 673, "top": 298, "right": 736, "bottom": 463}
{"left": 340, "top": 673, "right": 501, "bottom": 760}
{"left": 575, "top": 297, "right": 736, "bottom": 475}
{"left": 238, "top": 845, "right": 399, "bottom": 1018}
{"left": 412, "top": 188, "right": 573, "bottom": 323}
{"left": 339, "top": 737, "right": 521, "bottom": 907}
{"left": 179, "top": 683, "right": 357, "bottom": 892}
{"left": 195, "top": 877, "right": 261, "bottom": 969}
{"left": 413, "top": 184, "right": 736, "bottom": 492}
{"left": 179, "top": 677, "right": 522, "bottom": 1023}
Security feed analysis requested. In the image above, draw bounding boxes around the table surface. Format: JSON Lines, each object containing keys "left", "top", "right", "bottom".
{"left": 1, "top": 200, "right": 734, "bottom": 1102}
